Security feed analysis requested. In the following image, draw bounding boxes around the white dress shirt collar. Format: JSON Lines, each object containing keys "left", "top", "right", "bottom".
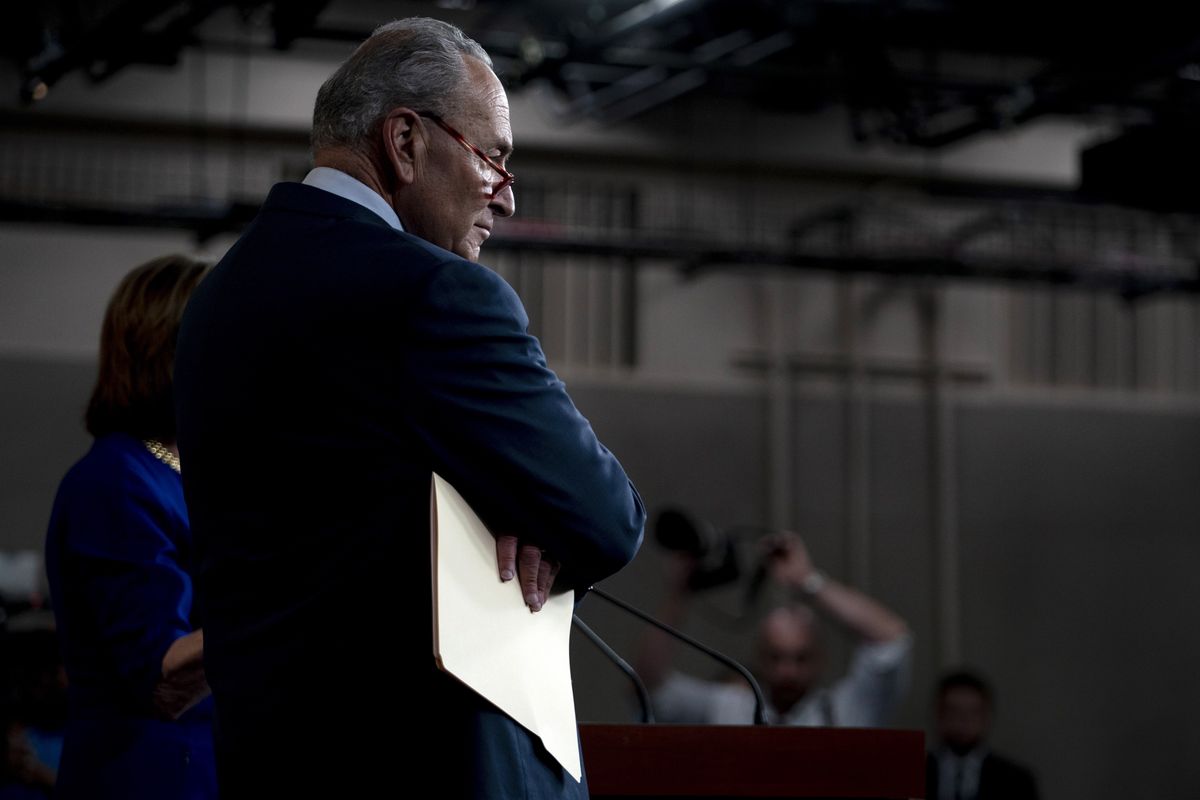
{"left": 301, "top": 167, "right": 405, "bottom": 232}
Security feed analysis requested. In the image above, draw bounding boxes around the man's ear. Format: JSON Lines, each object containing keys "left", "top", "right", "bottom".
{"left": 381, "top": 108, "right": 420, "bottom": 186}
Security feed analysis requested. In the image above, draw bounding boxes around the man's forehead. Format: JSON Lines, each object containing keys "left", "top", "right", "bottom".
{"left": 461, "top": 57, "right": 511, "bottom": 134}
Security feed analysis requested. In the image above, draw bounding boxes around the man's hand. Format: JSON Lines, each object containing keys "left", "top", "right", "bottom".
{"left": 762, "top": 532, "right": 909, "bottom": 643}
{"left": 495, "top": 535, "right": 560, "bottom": 612}
{"left": 762, "top": 531, "right": 817, "bottom": 591}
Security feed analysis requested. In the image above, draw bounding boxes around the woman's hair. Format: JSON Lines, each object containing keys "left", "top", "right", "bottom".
{"left": 85, "top": 254, "right": 209, "bottom": 442}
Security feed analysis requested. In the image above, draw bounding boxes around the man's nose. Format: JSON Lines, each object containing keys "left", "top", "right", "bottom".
{"left": 489, "top": 183, "right": 515, "bottom": 218}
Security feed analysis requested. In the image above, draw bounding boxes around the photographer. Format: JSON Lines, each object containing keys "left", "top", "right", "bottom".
{"left": 635, "top": 531, "right": 911, "bottom": 726}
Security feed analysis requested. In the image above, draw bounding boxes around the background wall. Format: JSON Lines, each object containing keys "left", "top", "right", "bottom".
{"left": 3, "top": 4, "right": 1200, "bottom": 799}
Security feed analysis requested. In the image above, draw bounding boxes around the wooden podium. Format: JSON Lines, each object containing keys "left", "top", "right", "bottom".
{"left": 579, "top": 723, "right": 924, "bottom": 799}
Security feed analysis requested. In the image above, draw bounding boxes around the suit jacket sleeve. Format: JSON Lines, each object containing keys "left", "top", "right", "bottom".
{"left": 403, "top": 257, "right": 645, "bottom": 590}
{"left": 56, "top": 470, "right": 193, "bottom": 710}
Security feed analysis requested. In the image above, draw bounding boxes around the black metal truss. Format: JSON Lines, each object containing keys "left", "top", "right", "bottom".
{"left": 3, "top": 195, "right": 1197, "bottom": 300}
{"left": 14, "top": 1, "right": 1200, "bottom": 149}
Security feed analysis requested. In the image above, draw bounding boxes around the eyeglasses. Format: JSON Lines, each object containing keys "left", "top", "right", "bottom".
{"left": 417, "top": 112, "right": 514, "bottom": 199}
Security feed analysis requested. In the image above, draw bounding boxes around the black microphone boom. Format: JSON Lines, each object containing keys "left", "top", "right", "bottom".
{"left": 572, "top": 615, "right": 655, "bottom": 724}
{"left": 587, "top": 586, "right": 769, "bottom": 726}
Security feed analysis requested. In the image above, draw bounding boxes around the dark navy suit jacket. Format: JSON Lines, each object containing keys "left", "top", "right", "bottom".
{"left": 174, "top": 182, "right": 645, "bottom": 798}
{"left": 926, "top": 751, "right": 1041, "bottom": 800}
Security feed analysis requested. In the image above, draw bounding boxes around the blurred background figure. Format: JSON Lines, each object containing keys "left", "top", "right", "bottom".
{"left": 0, "top": 626, "right": 65, "bottom": 797}
{"left": 0, "top": 560, "right": 61, "bottom": 799}
{"left": 928, "top": 669, "right": 1040, "bottom": 800}
{"left": 636, "top": 529, "right": 911, "bottom": 726}
{"left": 42, "top": 255, "right": 214, "bottom": 800}
{"left": 1, "top": 717, "right": 54, "bottom": 800}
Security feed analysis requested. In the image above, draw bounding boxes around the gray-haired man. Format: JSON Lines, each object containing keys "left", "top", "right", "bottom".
{"left": 176, "top": 17, "right": 644, "bottom": 799}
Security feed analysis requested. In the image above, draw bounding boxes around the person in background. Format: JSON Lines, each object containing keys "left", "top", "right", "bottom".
{"left": 1, "top": 628, "right": 64, "bottom": 788}
{"left": 637, "top": 532, "right": 911, "bottom": 726}
{"left": 927, "top": 669, "right": 1040, "bottom": 800}
{"left": 1, "top": 710, "right": 54, "bottom": 799}
{"left": 43, "top": 255, "right": 214, "bottom": 799}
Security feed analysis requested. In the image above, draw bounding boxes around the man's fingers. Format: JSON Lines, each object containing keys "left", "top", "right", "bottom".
{"left": 502, "top": 538, "right": 559, "bottom": 611}
{"left": 518, "top": 543, "right": 543, "bottom": 611}
{"left": 496, "top": 535, "right": 518, "bottom": 582}
{"left": 536, "top": 558, "right": 559, "bottom": 607}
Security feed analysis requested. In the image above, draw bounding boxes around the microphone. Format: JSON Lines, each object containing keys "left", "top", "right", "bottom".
{"left": 572, "top": 615, "right": 655, "bottom": 723}
{"left": 586, "top": 586, "right": 769, "bottom": 726}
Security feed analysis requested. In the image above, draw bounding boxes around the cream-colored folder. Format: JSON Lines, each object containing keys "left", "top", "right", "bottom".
{"left": 430, "top": 473, "right": 581, "bottom": 782}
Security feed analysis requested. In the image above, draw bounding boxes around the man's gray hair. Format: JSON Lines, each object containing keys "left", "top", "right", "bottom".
{"left": 311, "top": 17, "right": 492, "bottom": 154}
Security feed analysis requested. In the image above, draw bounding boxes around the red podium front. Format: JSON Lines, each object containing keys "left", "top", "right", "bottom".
{"left": 579, "top": 724, "right": 924, "bottom": 799}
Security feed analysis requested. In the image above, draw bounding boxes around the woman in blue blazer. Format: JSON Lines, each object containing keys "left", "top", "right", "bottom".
{"left": 44, "top": 255, "right": 214, "bottom": 799}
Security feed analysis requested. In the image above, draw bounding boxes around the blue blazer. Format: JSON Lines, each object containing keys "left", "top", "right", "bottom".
{"left": 44, "top": 434, "right": 215, "bottom": 799}
{"left": 174, "top": 182, "right": 645, "bottom": 798}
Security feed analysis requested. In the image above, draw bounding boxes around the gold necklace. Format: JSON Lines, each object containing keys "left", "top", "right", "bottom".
{"left": 143, "top": 439, "right": 181, "bottom": 474}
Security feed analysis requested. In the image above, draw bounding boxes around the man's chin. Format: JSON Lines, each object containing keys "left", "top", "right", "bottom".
{"left": 946, "top": 740, "right": 982, "bottom": 756}
{"left": 447, "top": 239, "right": 481, "bottom": 261}
{"left": 457, "top": 232, "right": 486, "bottom": 262}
